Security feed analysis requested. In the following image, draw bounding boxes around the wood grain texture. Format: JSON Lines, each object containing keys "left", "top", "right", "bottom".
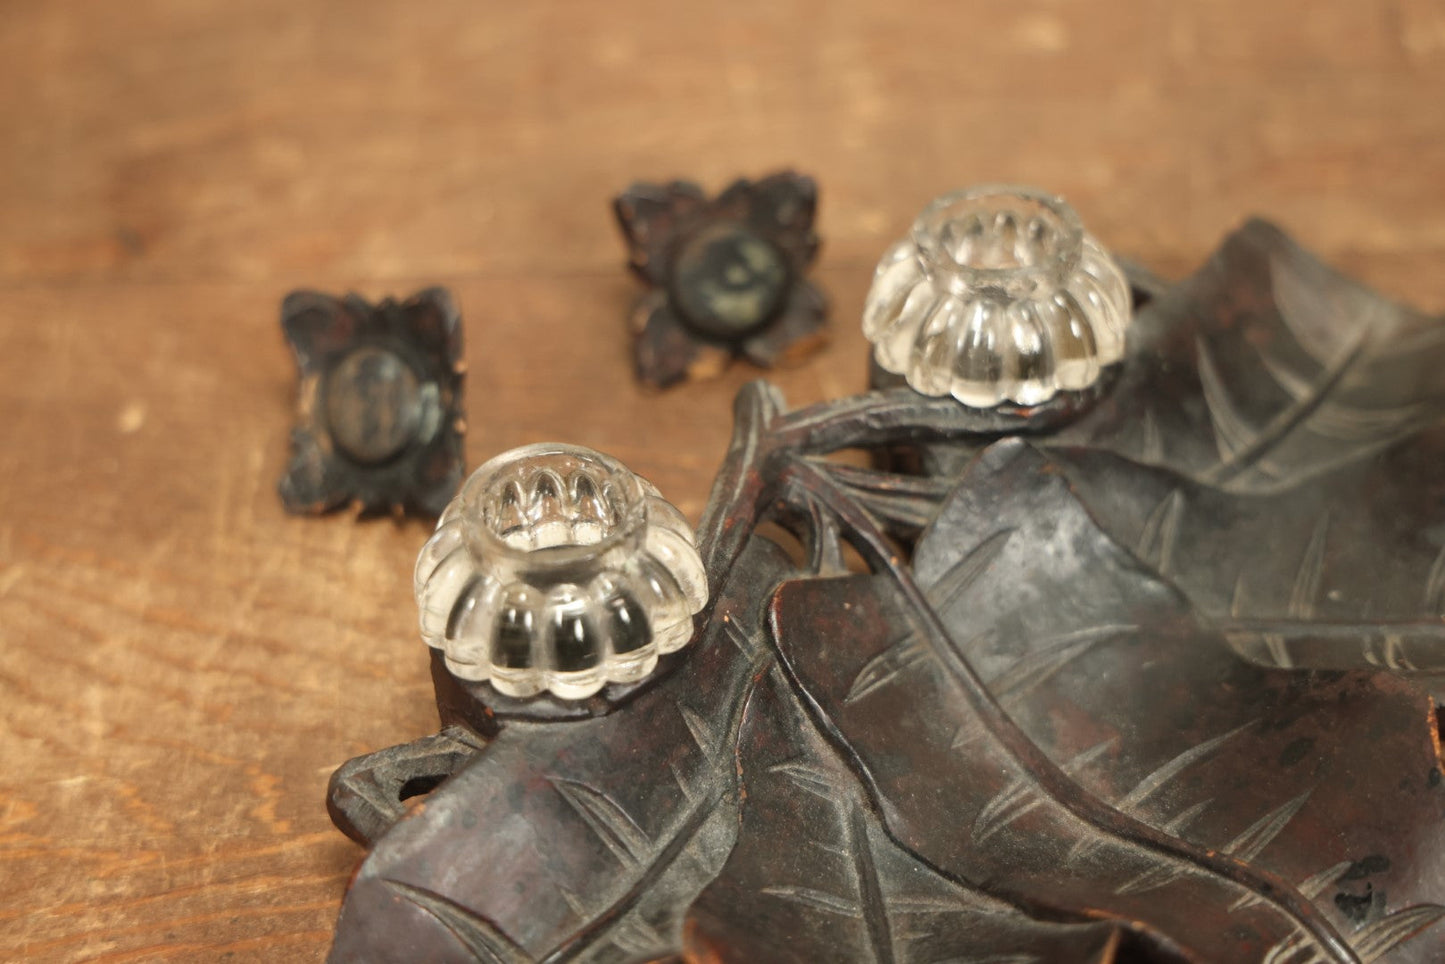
{"left": 1, "top": 0, "right": 1443, "bottom": 960}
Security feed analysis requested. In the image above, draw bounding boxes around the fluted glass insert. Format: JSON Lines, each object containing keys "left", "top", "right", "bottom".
{"left": 415, "top": 444, "right": 707, "bottom": 700}
{"left": 863, "top": 185, "right": 1132, "bottom": 408}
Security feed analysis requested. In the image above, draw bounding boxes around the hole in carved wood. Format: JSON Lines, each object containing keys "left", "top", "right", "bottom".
{"left": 1129, "top": 283, "right": 1154, "bottom": 312}
{"left": 822, "top": 448, "right": 872, "bottom": 470}
{"left": 756, "top": 520, "right": 807, "bottom": 567}
{"left": 1110, "top": 926, "right": 1182, "bottom": 964}
{"left": 839, "top": 538, "right": 871, "bottom": 576}
{"left": 1434, "top": 704, "right": 1445, "bottom": 778}
{"left": 399, "top": 773, "right": 448, "bottom": 802}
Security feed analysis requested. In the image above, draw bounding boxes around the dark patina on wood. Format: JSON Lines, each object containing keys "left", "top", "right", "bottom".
{"left": 279, "top": 287, "right": 466, "bottom": 517}
{"left": 326, "top": 222, "right": 1445, "bottom": 962}
{"left": 613, "top": 171, "right": 828, "bottom": 389}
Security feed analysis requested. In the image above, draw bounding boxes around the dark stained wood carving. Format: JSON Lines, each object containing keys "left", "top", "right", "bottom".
{"left": 279, "top": 287, "right": 466, "bottom": 518}
{"left": 613, "top": 171, "right": 828, "bottom": 389}
{"left": 326, "top": 221, "right": 1445, "bottom": 962}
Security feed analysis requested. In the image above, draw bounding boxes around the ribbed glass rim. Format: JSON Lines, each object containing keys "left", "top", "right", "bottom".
{"left": 456, "top": 442, "right": 649, "bottom": 571}
{"left": 911, "top": 184, "right": 1084, "bottom": 291}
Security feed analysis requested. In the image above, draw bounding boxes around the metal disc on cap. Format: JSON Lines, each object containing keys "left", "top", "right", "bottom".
{"left": 670, "top": 223, "right": 791, "bottom": 340}
{"left": 323, "top": 346, "right": 423, "bottom": 465}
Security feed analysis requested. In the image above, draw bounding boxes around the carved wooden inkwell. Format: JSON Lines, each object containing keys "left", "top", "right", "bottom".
{"left": 325, "top": 187, "right": 1445, "bottom": 963}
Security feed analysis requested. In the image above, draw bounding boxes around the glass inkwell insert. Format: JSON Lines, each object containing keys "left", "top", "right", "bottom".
{"left": 864, "top": 185, "right": 1132, "bottom": 408}
{"left": 414, "top": 444, "right": 708, "bottom": 700}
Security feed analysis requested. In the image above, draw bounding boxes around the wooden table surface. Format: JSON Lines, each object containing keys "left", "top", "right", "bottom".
{"left": 3, "top": 1, "right": 1444, "bottom": 960}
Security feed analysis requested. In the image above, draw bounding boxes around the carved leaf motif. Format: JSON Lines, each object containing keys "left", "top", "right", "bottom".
{"left": 986, "top": 625, "right": 1136, "bottom": 704}
{"left": 1355, "top": 906, "right": 1445, "bottom": 963}
{"left": 548, "top": 778, "right": 652, "bottom": 869}
{"left": 383, "top": 880, "right": 530, "bottom": 964}
{"left": 1048, "top": 435, "right": 1445, "bottom": 694}
{"left": 974, "top": 740, "right": 1115, "bottom": 844}
{"left": 885, "top": 441, "right": 1445, "bottom": 963}
{"left": 1135, "top": 488, "right": 1185, "bottom": 575}
{"left": 845, "top": 633, "right": 928, "bottom": 705}
{"left": 1068, "top": 720, "right": 1256, "bottom": 866}
{"left": 767, "top": 451, "right": 1356, "bottom": 961}
{"left": 688, "top": 650, "right": 1132, "bottom": 964}
{"left": 925, "top": 527, "right": 1015, "bottom": 615}
{"left": 327, "top": 539, "right": 794, "bottom": 963}
{"left": 329, "top": 221, "right": 1445, "bottom": 963}
{"left": 1227, "top": 789, "right": 1314, "bottom": 864}
{"left": 1057, "top": 220, "right": 1445, "bottom": 494}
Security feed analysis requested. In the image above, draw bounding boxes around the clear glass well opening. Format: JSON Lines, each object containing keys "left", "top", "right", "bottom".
{"left": 418, "top": 443, "right": 707, "bottom": 700}
{"left": 864, "top": 184, "right": 1131, "bottom": 408}
{"left": 464, "top": 444, "right": 647, "bottom": 568}
{"left": 913, "top": 185, "right": 1084, "bottom": 294}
